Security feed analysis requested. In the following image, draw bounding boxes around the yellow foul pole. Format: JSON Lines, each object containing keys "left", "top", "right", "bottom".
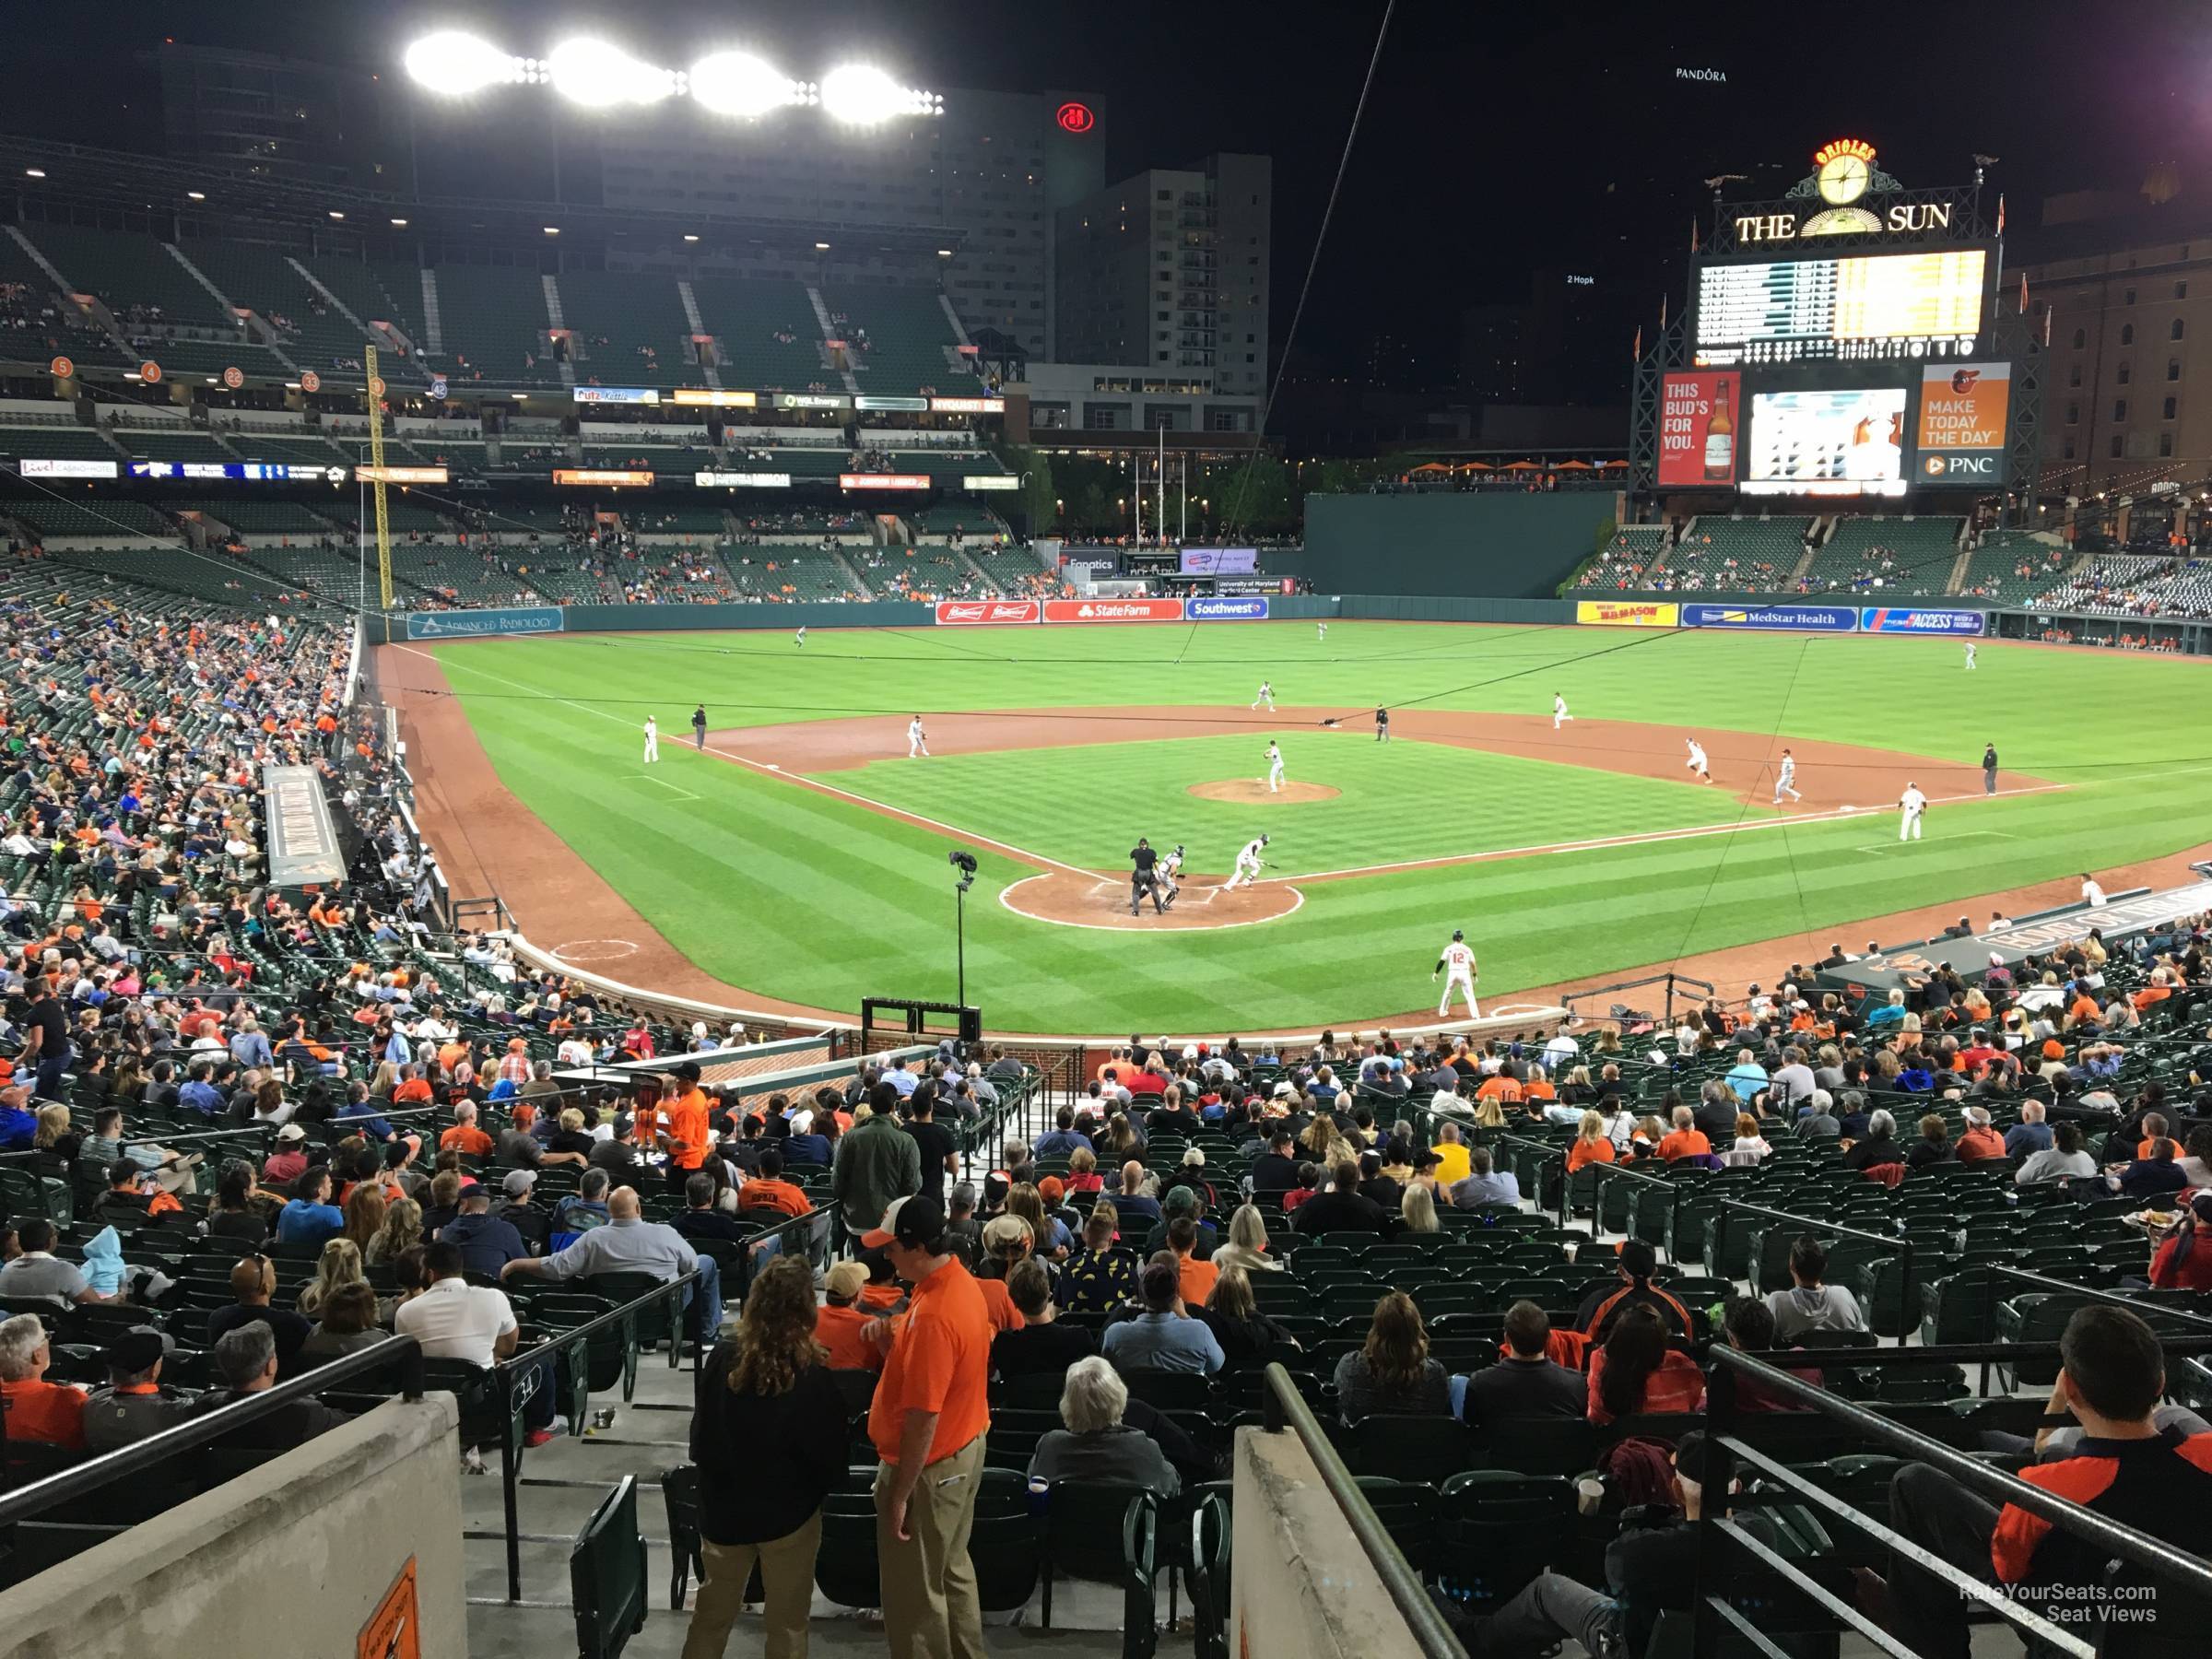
{"left": 365, "top": 343, "right": 393, "bottom": 610}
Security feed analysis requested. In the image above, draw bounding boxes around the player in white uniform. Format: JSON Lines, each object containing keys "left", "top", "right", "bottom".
{"left": 641, "top": 716, "right": 659, "bottom": 763}
{"left": 1964, "top": 641, "right": 1976, "bottom": 670}
{"left": 907, "top": 716, "right": 929, "bottom": 759}
{"left": 1898, "top": 781, "right": 1927, "bottom": 841}
{"left": 1434, "top": 929, "right": 1480, "bottom": 1017}
{"left": 1317, "top": 621, "right": 1327, "bottom": 642}
{"left": 1159, "top": 843, "right": 1185, "bottom": 910}
{"left": 1265, "top": 741, "right": 1285, "bottom": 793}
{"left": 2080, "top": 873, "right": 2107, "bottom": 908}
{"left": 1252, "top": 679, "right": 1276, "bottom": 712}
{"left": 1686, "top": 738, "right": 1712, "bottom": 782}
{"left": 1225, "top": 833, "right": 1269, "bottom": 889}
{"left": 1773, "top": 747, "right": 1802, "bottom": 805}
{"left": 1553, "top": 692, "right": 1572, "bottom": 730}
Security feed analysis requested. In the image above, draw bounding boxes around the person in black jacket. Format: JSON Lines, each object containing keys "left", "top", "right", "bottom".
{"left": 1199, "top": 1265, "right": 1300, "bottom": 1369}
{"left": 1289, "top": 1159, "right": 1390, "bottom": 1236}
{"left": 1248, "top": 1132, "right": 1300, "bottom": 1193}
{"left": 1461, "top": 1301, "right": 1584, "bottom": 1430}
{"left": 991, "top": 1259, "right": 1095, "bottom": 1379}
{"left": 686, "top": 1255, "right": 848, "bottom": 1659}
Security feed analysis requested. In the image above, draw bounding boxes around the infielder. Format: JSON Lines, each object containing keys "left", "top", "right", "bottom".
{"left": 907, "top": 715, "right": 929, "bottom": 758}
{"left": 1773, "top": 747, "right": 1802, "bottom": 804}
{"left": 641, "top": 716, "right": 659, "bottom": 763}
{"left": 1433, "top": 928, "right": 1480, "bottom": 1017}
{"left": 1899, "top": 780, "right": 1927, "bottom": 841}
{"left": 794, "top": 626, "right": 806, "bottom": 649}
{"left": 1252, "top": 679, "right": 1276, "bottom": 712}
{"left": 1964, "top": 641, "right": 1976, "bottom": 670}
{"left": 1983, "top": 742, "right": 1998, "bottom": 796}
{"left": 1686, "top": 738, "right": 1712, "bottom": 782}
{"left": 1265, "top": 741, "right": 1286, "bottom": 793}
{"left": 1553, "top": 692, "right": 1572, "bottom": 730}
{"left": 691, "top": 704, "right": 708, "bottom": 751}
{"left": 1375, "top": 704, "right": 1391, "bottom": 743}
{"left": 1225, "top": 833, "right": 1269, "bottom": 889}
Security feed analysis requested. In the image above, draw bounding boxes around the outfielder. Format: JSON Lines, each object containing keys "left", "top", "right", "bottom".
{"left": 1553, "top": 692, "right": 1572, "bottom": 730}
{"left": 1225, "top": 833, "right": 1269, "bottom": 889}
{"left": 1265, "top": 741, "right": 1286, "bottom": 793}
{"left": 1773, "top": 747, "right": 1802, "bottom": 804}
{"left": 1434, "top": 929, "right": 1480, "bottom": 1017}
{"left": 907, "top": 715, "right": 929, "bottom": 759}
{"left": 641, "top": 716, "right": 659, "bottom": 763}
{"left": 1964, "top": 641, "right": 1976, "bottom": 670}
{"left": 1899, "top": 780, "right": 1927, "bottom": 841}
{"left": 1686, "top": 738, "right": 1712, "bottom": 782}
{"left": 1317, "top": 621, "right": 1327, "bottom": 642}
{"left": 794, "top": 625, "right": 806, "bottom": 649}
{"left": 1252, "top": 679, "right": 1276, "bottom": 712}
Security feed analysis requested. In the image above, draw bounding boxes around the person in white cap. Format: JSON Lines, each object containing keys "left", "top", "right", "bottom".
{"left": 1224, "top": 833, "right": 1269, "bottom": 889}
{"left": 1265, "top": 741, "right": 1285, "bottom": 794}
{"left": 1434, "top": 929, "right": 1480, "bottom": 1018}
{"left": 641, "top": 715, "right": 659, "bottom": 763}
{"left": 1898, "top": 780, "right": 1927, "bottom": 841}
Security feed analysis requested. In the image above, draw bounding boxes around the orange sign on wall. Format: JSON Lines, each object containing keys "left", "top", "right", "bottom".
{"left": 358, "top": 1557, "right": 420, "bottom": 1659}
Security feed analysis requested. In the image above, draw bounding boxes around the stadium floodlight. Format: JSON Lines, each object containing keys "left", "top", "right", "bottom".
{"left": 819, "top": 64, "right": 938, "bottom": 124}
{"left": 689, "top": 50, "right": 805, "bottom": 118}
{"left": 547, "top": 38, "right": 677, "bottom": 108}
{"left": 404, "top": 31, "right": 523, "bottom": 96}
{"left": 186, "top": 190, "right": 206, "bottom": 201}
{"left": 24, "top": 169, "right": 45, "bottom": 179}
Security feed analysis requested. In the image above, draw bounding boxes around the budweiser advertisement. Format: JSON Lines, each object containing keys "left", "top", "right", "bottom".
{"left": 934, "top": 599, "right": 1040, "bottom": 626}
{"left": 1656, "top": 371, "right": 1740, "bottom": 488}
{"left": 1041, "top": 597, "right": 1184, "bottom": 623}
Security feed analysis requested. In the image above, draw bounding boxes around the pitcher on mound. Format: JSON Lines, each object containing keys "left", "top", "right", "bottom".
{"left": 1434, "top": 929, "right": 1480, "bottom": 1017}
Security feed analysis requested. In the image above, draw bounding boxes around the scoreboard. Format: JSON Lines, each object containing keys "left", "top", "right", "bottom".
{"left": 1693, "top": 249, "right": 1989, "bottom": 367}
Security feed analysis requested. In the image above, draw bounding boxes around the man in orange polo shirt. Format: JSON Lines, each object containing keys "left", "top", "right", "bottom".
{"left": 0, "top": 1312, "right": 86, "bottom": 1448}
{"left": 656, "top": 1060, "right": 712, "bottom": 1195}
{"left": 862, "top": 1195, "right": 993, "bottom": 1659}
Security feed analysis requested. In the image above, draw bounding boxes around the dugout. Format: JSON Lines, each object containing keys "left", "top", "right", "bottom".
{"left": 1302, "top": 491, "right": 1618, "bottom": 597}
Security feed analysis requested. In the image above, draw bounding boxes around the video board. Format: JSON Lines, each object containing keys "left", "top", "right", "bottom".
{"left": 1742, "top": 387, "right": 1908, "bottom": 497}
{"left": 1693, "top": 248, "right": 1989, "bottom": 367}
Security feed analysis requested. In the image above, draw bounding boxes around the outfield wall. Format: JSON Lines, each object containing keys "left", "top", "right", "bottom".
{"left": 1303, "top": 491, "right": 1618, "bottom": 597}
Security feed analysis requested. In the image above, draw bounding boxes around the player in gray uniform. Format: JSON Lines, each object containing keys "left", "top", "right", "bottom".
{"left": 1773, "top": 748, "right": 1803, "bottom": 805}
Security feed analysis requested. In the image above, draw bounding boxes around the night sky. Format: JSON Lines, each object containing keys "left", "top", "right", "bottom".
{"left": 10, "top": 0, "right": 2212, "bottom": 393}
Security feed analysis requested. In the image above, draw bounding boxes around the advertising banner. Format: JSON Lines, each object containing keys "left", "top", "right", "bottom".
{"left": 774, "top": 392, "right": 852, "bottom": 411}
{"left": 1576, "top": 599, "right": 1680, "bottom": 628}
{"left": 1179, "top": 547, "right": 1258, "bottom": 576}
{"left": 405, "top": 606, "right": 565, "bottom": 641}
{"left": 964, "top": 475, "right": 1021, "bottom": 491}
{"left": 935, "top": 598, "right": 1041, "bottom": 626}
{"left": 571, "top": 386, "right": 661, "bottom": 406}
{"left": 355, "top": 465, "right": 449, "bottom": 484}
{"left": 671, "top": 388, "right": 758, "bottom": 407}
{"left": 840, "top": 474, "right": 930, "bottom": 490}
{"left": 1859, "top": 606, "right": 1987, "bottom": 636}
{"left": 929, "top": 396, "right": 1005, "bottom": 414}
{"left": 1915, "top": 361, "right": 2010, "bottom": 487}
{"left": 18, "top": 458, "right": 117, "bottom": 478}
{"left": 1657, "top": 371, "right": 1740, "bottom": 487}
{"left": 1185, "top": 596, "right": 1269, "bottom": 620}
{"left": 552, "top": 469, "right": 653, "bottom": 486}
{"left": 854, "top": 395, "right": 931, "bottom": 412}
{"left": 693, "top": 471, "right": 792, "bottom": 488}
{"left": 262, "top": 763, "right": 347, "bottom": 888}
{"left": 1042, "top": 597, "right": 1184, "bottom": 623}
{"left": 1682, "top": 603, "right": 1857, "bottom": 632}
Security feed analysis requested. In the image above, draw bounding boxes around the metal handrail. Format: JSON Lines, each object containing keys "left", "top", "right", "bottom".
{"left": 1990, "top": 1262, "right": 2212, "bottom": 1329}
{"left": 0, "top": 1334, "right": 424, "bottom": 1515}
{"left": 1258, "top": 1361, "right": 1469, "bottom": 1658}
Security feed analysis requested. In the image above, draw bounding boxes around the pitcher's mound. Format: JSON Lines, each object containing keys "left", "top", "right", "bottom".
{"left": 1186, "top": 780, "right": 1340, "bottom": 805}
{"left": 1000, "top": 871, "right": 1304, "bottom": 931}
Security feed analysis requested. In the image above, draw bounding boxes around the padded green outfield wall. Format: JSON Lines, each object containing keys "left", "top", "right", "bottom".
{"left": 1302, "top": 492, "right": 1618, "bottom": 597}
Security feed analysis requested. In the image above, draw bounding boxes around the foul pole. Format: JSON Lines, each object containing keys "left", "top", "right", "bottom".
{"left": 364, "top": 343, "right": 394, "bottom": 610}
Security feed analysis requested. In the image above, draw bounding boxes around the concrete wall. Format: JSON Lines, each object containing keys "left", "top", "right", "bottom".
{"left": 0, "top": 1396, "right": 466, "bottom": 1659}
{"left": 1231, "top": 1425, "right": 1429, "bottom": 1659}
{"left": 1304, "top": 491, "right": 1617, "bottom": 597}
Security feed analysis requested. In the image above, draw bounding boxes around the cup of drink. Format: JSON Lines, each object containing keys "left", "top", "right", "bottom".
{"left": 1028, "top": 1477, "right": 1050, "bottom": 1518}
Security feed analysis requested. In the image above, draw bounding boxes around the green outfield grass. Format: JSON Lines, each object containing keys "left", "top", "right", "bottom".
{"left": 426, "top": 622, "right": 2212, "bottom": 1032}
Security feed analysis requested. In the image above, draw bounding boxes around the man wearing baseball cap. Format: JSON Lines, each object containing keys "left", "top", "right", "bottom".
{"left": 860, "top": 1194, "right": 993, "bottom": 1657}
{"left": 655, "top": 1060, "right": 712, "bottom": 1194}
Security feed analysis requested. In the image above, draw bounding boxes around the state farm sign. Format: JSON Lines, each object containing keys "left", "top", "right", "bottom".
{"left": 935, "top": 599, "right": 1040, "bottom": 626}
{"left": 1042, "top": 598, "right": 1184, "bottom": 623}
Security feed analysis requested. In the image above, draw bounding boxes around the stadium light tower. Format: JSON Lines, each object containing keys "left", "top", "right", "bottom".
{"left": 689, "top": 51, "right": 810, "bottom": 118}
{"left": 820, "top": 65, "right": 941, "bottom": 124}
{"left": 403, "top": 31, "right": 533, "bottom": 96}
{"left": 547, "top": 38, "right": 679, "bottom": 107}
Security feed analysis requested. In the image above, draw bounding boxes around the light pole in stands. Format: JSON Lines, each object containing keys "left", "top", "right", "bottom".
{"left": 948, "top": 850, "right": 978, "bottom": 1007}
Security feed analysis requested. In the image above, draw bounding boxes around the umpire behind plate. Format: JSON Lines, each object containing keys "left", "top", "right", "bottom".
{"left": 1130, "top": 838, "right": 1166, "bottom": 916}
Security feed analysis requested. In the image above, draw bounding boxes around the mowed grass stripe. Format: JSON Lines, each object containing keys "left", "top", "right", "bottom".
{"left": 430, "top": 627, "right": 2212, "bottom": 1030}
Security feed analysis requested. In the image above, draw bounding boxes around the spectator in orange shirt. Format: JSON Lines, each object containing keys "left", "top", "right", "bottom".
{"left": 816, "top": 1261, "right": 884, "bottom": 1371}
{"left": 1655, "top": 1106, "right": 1712, "bottom": 1161}
{"left": 0, "top": 1313, "right": 87, "bottom": 1448}
{"left": 735, "top": 1150, "right": 812, "bottom": 1219}
{"left": 1476, "top": 1072, "right": 1524, "bottom": 1106}
{"left": 1169, "top": 1216, "right": 1218, "bottom": 1306}
{"left": 439, "top": 1102, "right": 495, "bottom": 1158}
{"left": 1586, "top": 1304, "right": 1705, "bottom": 1424}
{"left": 2132, "top": 969, "right": 2175, "bottom": 1014}
{"left": 1955, "top": 1106, "right": 2007, "bottom": 1162}
{"left": 1522, "top": 1066, "right": 1557, "bottom": 1103}
{"left": 656, "top": 1060, "right": 712, "bottom": 1195}
{"left": 392, "top": 1065, "right": 435, "bottom": 1108}
{"left": 1565, "top": 1111, "right": 1618, "bottom": 1173}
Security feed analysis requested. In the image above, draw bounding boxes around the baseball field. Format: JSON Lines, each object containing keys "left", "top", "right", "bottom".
{"left": 401, "top": 621, "right": 2212, "bottom": 1034}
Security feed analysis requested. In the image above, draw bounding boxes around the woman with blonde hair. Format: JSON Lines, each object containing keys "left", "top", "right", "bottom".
{"left": 1472, "top": 1097, "right": 1508, "bottom": 1130}
{"left": 367, "top": 1060, "right": 400, "bottom": 1099}
{"left": 1003, "top": 1182, "right": 1069, "bottom": 1258}
{"left": 1296, "top": 1117, "right": 1336, "bottom": 1163}
{"left": 367, "top": 1196, "right": 423, "bottom": 1265}
{"left": 1566, "top": 1109, "right": 1617, "bottom": 1173}
{"left": 684, "top": 1254, "right": 845, "bottom": 1659}
{"left": 1399, "top": 1182, "right": 1441, "bottom": 1233}
{"left": 31, "top": 1102, "right": 71, "bottom": 1150}
{"left": 343, "top": 1181, "right": 388, "bottom": 1254}
{"left": 1213, "top": 1204, "right": 1283, "bottom": 1273}
{"left": 1331, "top": 1291, "right": 1450, "bottom": 1422}
{"left": 1065, "top": 1144, "right": 1105, "bottom": 1196}
{"left": 299, "top": 1236, "right": 370, "bottom": 1317}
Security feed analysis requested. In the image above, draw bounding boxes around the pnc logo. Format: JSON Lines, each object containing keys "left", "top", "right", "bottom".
{"left": 1055, "top": 101, "right": 1095, "bottom": 135}
{"left": 1924, "top": 456, "right": 1947, "bottom": 477}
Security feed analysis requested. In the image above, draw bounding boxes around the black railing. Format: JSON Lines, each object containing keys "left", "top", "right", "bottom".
{"left": 1259, "top": 1361, "right": 1468, "bottom": 1658}
{"left": 1717, "top": 1198, "right": 1923, "bottom": 1343}
{"left": 1990, "top": 1262, "right": 2212, "bottom": 1329}
{"left": 1697, "top": 1343, "right": 2212, "bottom": 1659}
{"left": 0, "top": 1334, "right": 424, "bottom": 1512}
